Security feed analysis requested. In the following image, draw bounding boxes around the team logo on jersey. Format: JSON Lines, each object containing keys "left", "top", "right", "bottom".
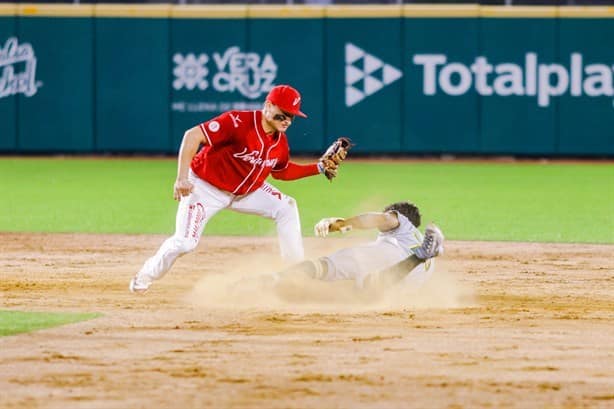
{"left": 172, "top": 46, "right": 277, "bottom": 99}
{"left": 0, "top": 37, "right": 43, "bottom": 99}
{"left": 233, "top": 148, "right": 278, "bottom": 168}
{"left": 344, "top": 43, "right": 402, "bottom": 107}
{"left": 208, "top": 121, "right": 220, "bottom": 132}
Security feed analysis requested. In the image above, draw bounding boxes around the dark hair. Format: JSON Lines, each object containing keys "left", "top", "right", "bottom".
{"left": 384, "top": 201, "right": 421, "bottom": 228}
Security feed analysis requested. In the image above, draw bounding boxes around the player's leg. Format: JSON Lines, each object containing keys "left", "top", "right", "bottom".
{"left": 130, "top": 175, "right": 229, "bottom": 293}
{"left": 278, "top": 259, "right": 328, "bottom": 280}
{"left": 371, "top": 223, "right": 445, "bottom": 288}
{"left": 413, "top": 223, "right": 445, "bottom": 259}
{"left": 269, "top": 240, "right": 410, "bottom": 287}
{"left": 230, "top": 259, "right": 327, "bottom": 295}
{"left": 228, "top": 258, "right": 328, "bottom": 297}
{"left": 372, "top": 255, "right": 423, "bottom": 288}
{"left": 229, "top": 182, "right": 304, "bottom": 263}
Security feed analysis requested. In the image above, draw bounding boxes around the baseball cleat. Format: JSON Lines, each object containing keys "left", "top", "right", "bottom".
{"left": 414, "top": 223, "right": 444, "bottom": 260}
{"left": 129, "top": 274, "right": 152, "bottom": 294}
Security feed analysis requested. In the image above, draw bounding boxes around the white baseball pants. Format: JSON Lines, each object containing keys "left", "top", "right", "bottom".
{"left": 138, "top": 171, "right": 304, "bottom": 282}
{"left": 321, "top": 237, "right": 435, "bottom": 289}
{"left": 321, "top": 239, "right": 409, "bottom": 288}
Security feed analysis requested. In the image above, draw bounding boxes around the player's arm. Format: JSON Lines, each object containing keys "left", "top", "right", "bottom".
{"left": 270, "top": 140, "right": 320, "bottom": 181}
{"left": 273, "top": 137, "right": 353, "bottom": 181}
{"left": 271, "top": 161, "right": 320, "bottom": 180}
{"left": 314, "top": 211, "right": 399, "bottom": 237}
{"left": 173, "top": 126, "right": 207, "bottom": 200}
{"left": 334, "top": 212, "right": 399, "bottom": 232}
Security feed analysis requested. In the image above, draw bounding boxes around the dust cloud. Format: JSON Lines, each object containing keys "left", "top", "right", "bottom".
{"left": 184, "top": 250, "right": 474, "bottom": 312}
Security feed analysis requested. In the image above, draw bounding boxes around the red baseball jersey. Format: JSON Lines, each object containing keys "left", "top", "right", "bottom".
{"left": 191, "top": 110, "right": 292, "bottom": 195}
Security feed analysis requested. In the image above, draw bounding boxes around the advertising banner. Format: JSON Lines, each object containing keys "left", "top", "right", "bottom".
{"left": 404, "top": 16, "right": 480, "bottom": 153}
{"left": 96, "top": 7, "right": 170, "bottom": 152}
{"left": 0, "top": 9, "right": 17, "bottom": 150}
{"left": 1, "top": 5, "right": 612, "bottom": 156}
{"left": 479, "top": 16, "right": 558, "bottom": 154}
{"left": 248, "top": 6, "right": 325, "bottom": 152}
{"left": 170, "top": 6, "right": 248, "bottom": 151}
{"left": 17, "top": 14, "right": 94, "bottom": 152}
{"left": 326, "top": 8, "right": 403, "bottom": 153}
{"left": 558, "top": 16, "right": 614, "bottom": 155}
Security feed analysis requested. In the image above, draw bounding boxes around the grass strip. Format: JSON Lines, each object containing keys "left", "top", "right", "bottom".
{"left": 0, "top": 310, "right": 101, "bottom": 336}
{"left": 0, "top": 158, "right": 612, "bottom": 243}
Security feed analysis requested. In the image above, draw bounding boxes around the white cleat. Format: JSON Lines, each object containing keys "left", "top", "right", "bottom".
{"left": 414, "top": 223, "right": 445, "bottom": 260}
{"left": 129, "top": 274, "right": 152, "bottom": 294}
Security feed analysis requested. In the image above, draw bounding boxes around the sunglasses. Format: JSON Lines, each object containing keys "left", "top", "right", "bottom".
{"left": 272, "top": 110, "right": 294, "bottom": 122}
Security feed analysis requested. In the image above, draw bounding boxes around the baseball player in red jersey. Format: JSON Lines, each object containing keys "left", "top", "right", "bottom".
{"left": 130, "top": 85, "right": 333, "bottom": 293}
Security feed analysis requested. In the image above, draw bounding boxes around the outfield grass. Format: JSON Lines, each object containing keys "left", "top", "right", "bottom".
{"left": 0, "top": 158, "right": 612, "bottom": 243}
{"left": 0, "top": 310, "right": 101, "bottom": 336}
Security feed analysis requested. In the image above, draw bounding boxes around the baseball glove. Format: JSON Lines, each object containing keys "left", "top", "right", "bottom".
{"left": 318, "top": 137, "right": 354, "bottom": 181}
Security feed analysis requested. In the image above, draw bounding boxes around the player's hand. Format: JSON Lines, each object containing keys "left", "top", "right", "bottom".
{"left": 314, "top": 217, "right": 346, "bottom": 237}
{"left": 173, "top": 178, "right": 194, "bottom": 201}
{"left": 318, "top": 137, "right": 354, "bottom": 182}
{"left": 317, "top": 159, "right": 339, "bottom": 180}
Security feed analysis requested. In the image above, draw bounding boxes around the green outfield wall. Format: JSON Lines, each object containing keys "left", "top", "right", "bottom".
{"left": 0, "top": 4, "right": 17, "bottom": 151}
{"left": 0, "top": 4, "right": 612, "bottom": 156}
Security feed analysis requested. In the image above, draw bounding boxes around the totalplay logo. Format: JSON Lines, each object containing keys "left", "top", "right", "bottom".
{"left": 413, "top": 53, "right": 614, "bottom": 107}
{"left": 344, "top": 43, "right": 402, "bottom": 107}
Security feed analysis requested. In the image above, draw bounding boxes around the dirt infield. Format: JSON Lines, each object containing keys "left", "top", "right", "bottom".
{"left": 0, "top": 232, "right": 612, "bottom": 409}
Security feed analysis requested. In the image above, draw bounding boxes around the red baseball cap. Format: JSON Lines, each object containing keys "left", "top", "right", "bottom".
{"left": 266, "top": 85, "right": 307, "bottom": 118}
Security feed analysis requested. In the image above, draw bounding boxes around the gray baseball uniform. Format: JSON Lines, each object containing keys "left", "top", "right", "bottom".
{"left": 321, "top": 211, "right": 435, "bottom": 288}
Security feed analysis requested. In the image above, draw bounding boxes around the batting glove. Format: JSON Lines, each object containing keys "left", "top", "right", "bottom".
{"left": 314, "top": 217, "right": 348, "bottom": 237}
